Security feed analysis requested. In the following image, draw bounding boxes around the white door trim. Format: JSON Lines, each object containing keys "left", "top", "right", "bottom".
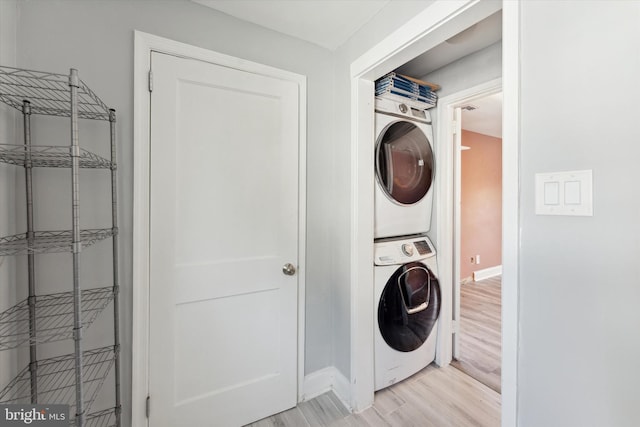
{"left": 349, "top": 2, "right": 519, "bottom": 426}
{"left": 132, "top": 31, "right": 307, "bottom": 427}
{"left": 499, "top": 3, "right": 521, "bottom": 424}
{"left": 435, "top": 77, "right": 502, "bottom": 366}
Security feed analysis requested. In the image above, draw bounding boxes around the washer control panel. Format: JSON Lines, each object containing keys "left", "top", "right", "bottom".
{"left": 374, "top": 97, "right": 432, "bottom": 124}
{"left": 374, "top": 235, "right": 436, "bottom": 266}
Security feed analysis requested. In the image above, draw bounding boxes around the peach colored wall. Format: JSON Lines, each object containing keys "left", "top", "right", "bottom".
{"left": 460, "top": 130, "right": 502, "bottom": 280}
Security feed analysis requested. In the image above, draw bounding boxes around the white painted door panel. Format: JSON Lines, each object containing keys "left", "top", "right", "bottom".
{"left": 148, "top": 52, "right": 299, "bottom": 426}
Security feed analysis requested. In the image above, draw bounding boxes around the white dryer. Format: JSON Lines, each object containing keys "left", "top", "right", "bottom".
{"left": 374, "top": 234, "right": 441, "bottom": 391}
{"left": 374, "top": 97, "right": 435, "bottom": 239}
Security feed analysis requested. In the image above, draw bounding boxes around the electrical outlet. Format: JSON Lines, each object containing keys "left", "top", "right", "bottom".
{"left": 476, "top": 255, "right": 480, "bottom": 264}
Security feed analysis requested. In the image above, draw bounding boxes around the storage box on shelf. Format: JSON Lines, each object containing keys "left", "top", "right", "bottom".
{"left": 375, "top": 72, "right": 440, "bottom": 110}
{"left": 0, "top": 66, "right": 120, "bottom": 427}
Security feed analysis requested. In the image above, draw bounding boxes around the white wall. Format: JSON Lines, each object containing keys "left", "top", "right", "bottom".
{"left": 0, "top": 0, "right": 18, "bottom": 391}
{"left": 13, "top": 1, "right": 334, "bottom": 424}
{"left": 519, "top": 2, "right": 640, "bottom": 426}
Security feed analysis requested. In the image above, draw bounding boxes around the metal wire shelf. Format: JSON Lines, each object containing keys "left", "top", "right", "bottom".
{"left": 0, "top": 144, "right": 113, "bottom": 169}
{"left": 0, "top": 66, "right": 110, "bottom": 120}
{"left": 0, "top": 228, "right": 114, "bottom": 256}
{"left": 0, "top": 287, "right": 114, "bottom": 351}
{"left": 0, "top": 65, "right": 120, "bottom": 427}
{"left": 0, "top": 346, "right": 116, "bottom": 420}
{"left": 78, "top": 407, "right": 118, "bottom": 427}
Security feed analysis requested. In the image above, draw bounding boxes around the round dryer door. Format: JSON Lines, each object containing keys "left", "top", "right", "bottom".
{"left": 378, "top": 261, "right": 441, "bottom": 352}
{"left": 376, "top": 121, "right": 434, "bottom": 205}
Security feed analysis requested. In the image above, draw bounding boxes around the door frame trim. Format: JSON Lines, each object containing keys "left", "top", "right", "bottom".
{"left": 132, "top": 31, "right": 307, "bottom": 427}
{"left": 434, "top": 78, "right": 502, "bottom": 365}
{"left": 348, "top": 1, "right": 519, "bottom": 425}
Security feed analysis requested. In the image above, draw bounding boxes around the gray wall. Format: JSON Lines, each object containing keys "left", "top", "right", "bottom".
{"left": 420, "top": 40, "right": 502, "bottom": 246}
{"left": 0, "top": 0, "right": 18, "bottom": 391}
{"left": 11, "top": 0, "right": 334, "bottom": 424}
{"left": 519, "top": 1, "right": 640, "bottom": 426}
{"left": 421, "top": 41, "right": 502, "bottom": 99}
{"left": 11, "top": 1, "right": 640, "bottom": 425}
{"left": 331, "top": 0, "right": 436, "bottom": 379}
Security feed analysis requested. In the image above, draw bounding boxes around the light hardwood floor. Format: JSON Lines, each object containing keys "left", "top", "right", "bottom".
{"left": 247, "top": 276, "right": 503, "bottom": 427}
{"left": 246, "top": 363, "right": 500, "bottom": 427}
{"left": 451, "top": 276, "right": 502, "bottom": 393}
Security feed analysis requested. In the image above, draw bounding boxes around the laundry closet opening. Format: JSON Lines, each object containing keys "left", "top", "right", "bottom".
{"left": 365, "top": 7, "right": 504, "bottom": 423}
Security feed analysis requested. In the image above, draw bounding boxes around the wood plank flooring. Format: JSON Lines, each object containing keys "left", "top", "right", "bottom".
{"left": 246, "top": 364, "right": 500, "bottom": 427}
{"left": 247, "top": 276, "right": 502, "bottom": 427}
{"left": 451, "top": 276, "right": 502, "bottom": 393}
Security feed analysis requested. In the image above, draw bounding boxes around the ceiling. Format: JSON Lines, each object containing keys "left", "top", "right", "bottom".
{"left": 396, "top": 11, "right": 502, "bottom": 77}
{"left": 461, "top": 92, "right": 502, "bottom": 139}
{"left": 192, "top": 0, "right": 391, "bottom": 51}
{"left": 192, "top": 0, "right": 503, "bottom": 138}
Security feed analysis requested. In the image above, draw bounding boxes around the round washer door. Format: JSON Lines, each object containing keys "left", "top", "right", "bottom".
{"left": 378, "top": 261, "right": 441, "bottom": 352}
{"left": 376, "top": 120, "right": 434, "bottom": 205}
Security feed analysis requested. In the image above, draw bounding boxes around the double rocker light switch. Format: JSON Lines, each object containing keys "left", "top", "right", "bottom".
{"left": 535, "top": 169, "right": 593, "bottom": 216}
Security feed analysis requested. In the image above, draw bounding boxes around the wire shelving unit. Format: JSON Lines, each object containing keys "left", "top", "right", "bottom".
{"left": 0, "top": 346, "right": 116, "bottom": 412}
{"left": 0, "top": 65, "right": 121, "bottom": 427}
{"left": 0, "top": 287, "right": 114, "bottom": 350}
{"left": 0, "top": 144, "right": 113, "bottom": 169}
{"left": 0, "top": 66, "right": 111, "bottom": 120}
{"left": 0, "top": 229, "right": 115, "bottom": 256}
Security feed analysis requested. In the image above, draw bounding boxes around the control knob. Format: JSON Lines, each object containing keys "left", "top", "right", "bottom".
{"left": 401, "top": 243, "right": 414, "bottom": 257}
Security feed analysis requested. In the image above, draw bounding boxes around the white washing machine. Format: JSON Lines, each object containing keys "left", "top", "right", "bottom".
{"left": 374, "top": 234, "right": 441, "bottom": 391}
{"left": 374, "top": 97, "right": 435, "bottom": 239}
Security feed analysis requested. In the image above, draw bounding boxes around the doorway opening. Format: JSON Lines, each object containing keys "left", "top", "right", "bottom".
{"left": 451, "top": 93, "right": 503, "bottom": 394}
{"left": 350, "top": 2, "right": 519, "bottom": 423}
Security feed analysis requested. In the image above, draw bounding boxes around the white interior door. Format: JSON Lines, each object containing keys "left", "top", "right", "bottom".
{"left": 148, "top": 51, "right": 300, "bottom": 426}
{"left": 452, "top": 106, "right": 463, "bottom": 360}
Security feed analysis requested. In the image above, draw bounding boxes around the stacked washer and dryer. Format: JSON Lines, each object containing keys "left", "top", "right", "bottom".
{"left": 373, "top": 96, "right": 442, "bottom": 391}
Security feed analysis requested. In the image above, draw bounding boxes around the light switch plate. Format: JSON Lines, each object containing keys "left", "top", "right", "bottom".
{"left": 535, "top": 170, "right": 593, "bottom": 216}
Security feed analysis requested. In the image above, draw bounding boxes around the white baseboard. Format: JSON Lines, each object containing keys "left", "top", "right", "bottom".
{"left": 473, "top": 265, "right": 502, "bottom": 281}
{"left": 332, "top": 368, "right": 352, "bottom": 411}
{"left": 302, "top": 366, "right": 352, "bottom": 411}
{"left": 302, "top": 367, "right": 333, "bottom": 401}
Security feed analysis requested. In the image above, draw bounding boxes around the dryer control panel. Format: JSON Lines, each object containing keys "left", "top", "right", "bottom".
{"left": 374, "top": 235, "right": 436, "bottom": 266}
